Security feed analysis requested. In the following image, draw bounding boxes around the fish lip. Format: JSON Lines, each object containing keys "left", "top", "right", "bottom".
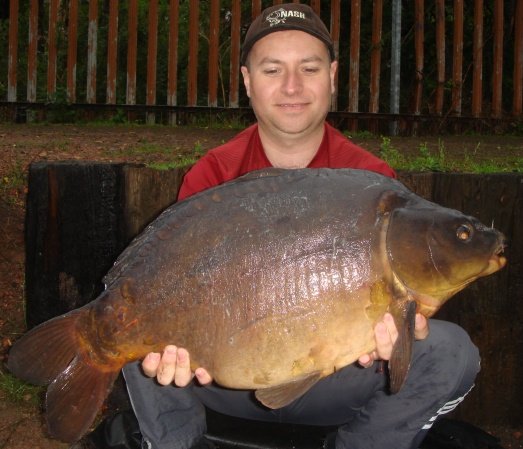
{"left": 491, "top": 238, "right": 508, "bottom": 269}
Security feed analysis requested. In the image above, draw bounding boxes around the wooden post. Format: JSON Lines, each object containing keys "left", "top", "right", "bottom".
{"left": 348, "top": 0, "right": 361, "bottom": 131}
{"left": 492, "top": 0, "right": 504, "bottom": 118}
{"left": 106, "top": 0, "right": 119, "bottom": 105}
{"left": 27, "top": 0, "right": 39, "bottom": 104}
{"left": 8, "top": 0, "right": 19, "bottom": 102}
{"left": 87, "top": 0, "right": 99, "bottom": 104}
{"left": 252, "top": 0, "right": 262, "bottom": 20}
{"left": 434, "top": 0, "right": 445, "bottom": 115}
{"left": 330, "top": 0, "right": 341, "bottom": 112}
{"left": 208, "top": 0, "right": 220, "bottom": 107}
{"left": 310, "top": 0, "right": 320, "bottom": 15}
{"left": 168, "top": 0, "right": 180, "bottom": 125}
{"left": 413, "top": 0, "right": 424, "bottom": 133}
{"left": 472, "top": 0, "right": 483, "bottom": 117}
{"left": 126, "top": 0, "right": 138, "bottom": 108}
{"left": 66, "top": 0, "right": 79, "bottom": 103}
{"left": 368, "top": 0, "right": 382, "bottom": 133}
{"left": 514, "top": 0, "right": 523, "bottom": 116}
{"left": 451, "top": 0, "right": 463, "bottom": 116}
{"left": 389, "top": 0, "right": 402, "bottom": 135}
{"left": 47, "top": 0, "right": 59, "bottom": 100}
{"left": 188, "top": 0, "right": 199, "bottom": 107}
{"left": 229, "top": 0, "right": 241, "bottom": 107}
{"left": 146, "top": 0, "right": 159, "bottom": 124}
{"left": 369, "top": 0, "right": 382, "bottom": 114}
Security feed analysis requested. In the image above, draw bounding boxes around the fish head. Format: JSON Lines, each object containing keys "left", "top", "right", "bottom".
{"left": 385, "top": 203, "right": 507, "bottom": 314}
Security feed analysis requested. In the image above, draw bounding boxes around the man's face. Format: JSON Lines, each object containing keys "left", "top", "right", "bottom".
{"left": 241, "top": 30, "right": 337, "bottom": 140}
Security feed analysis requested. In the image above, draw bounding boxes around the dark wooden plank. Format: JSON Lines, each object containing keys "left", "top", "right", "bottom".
{"left": 25, "top": 162, "right": 126, "bottom": 326}
{"left": 427, "top": 173, "right": 523, "bottom": 427}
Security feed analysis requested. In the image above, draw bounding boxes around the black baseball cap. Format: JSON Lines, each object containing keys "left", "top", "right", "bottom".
{"left": 241, "top": 3, "right": 335, "bottom": 65}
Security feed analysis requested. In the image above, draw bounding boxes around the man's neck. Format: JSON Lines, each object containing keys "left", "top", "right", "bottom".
{"left": 258, "top": 124, "right": 325, "bottom": 169}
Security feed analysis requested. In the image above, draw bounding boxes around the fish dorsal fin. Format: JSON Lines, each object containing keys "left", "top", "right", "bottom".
{"left": 388, "top": 300, "right": 417, "bottom": 393}
{"left": 255, "top": 371, "right": 322, "bottom": 409}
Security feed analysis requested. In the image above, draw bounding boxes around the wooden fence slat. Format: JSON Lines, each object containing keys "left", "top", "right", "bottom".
{"left": 330, "top": 0, "right": 341, "bottom": 111}
{"left": 229, "top": 0, "right": 241, "bottom": 107}
{"left": 208, "top": 0, "right": 220, "bottom": 107}
{"left": 47, "top": 0, "right": 59, "bottom": 100}
{"left": 310, "top": 0, "right": 321, "bottom": 15}
{"left": 106, "top": 0, "right": 119, "bottom": 105}
{"left": 126, "top": 0, "right": 138, "bottom": 105}
{"left": 451, "top": 0, "right": 463, "bottom": 116}
{"left": 514, "top": 0, "right": 523, "bottom": 116}
{"left": 188, "top": 0, "right": 199, "bottom": 106}
{"left": 389, "top": 0, "right": 401, "bottom": 134}
{"left": 252, "top": 0, "right": 262, "bottom": 20}
{"left": 87, "top": 0, "right": 99, "bottom": 104}
{"left": 168, "top": 0, "right": 179, "bottom": 125}
{"left": 66, "top": 0, "right": 79, "bottom": 103}
{"left": 369, "top": 0, "right": 382, "bottom": 116}
{"left": 27, "top": 0, "right": 38, "bottom": 103}
{"left": 146, "top": 0, "right": 159, "bottom": 124}
{"left": 348, "top": 0, "right": 361, "bottom": 117}
{"left": 413, "top": 0, "right": 424, "bottom": 118}
{"left": 472, "top": 0, "right": 483, "bottom": 117}
{"left": 8, "top": 0, "right": 19, "bottom": 102}
{"left": 492, "top": 0, "right": 504, "bottom": 118}
{"left": 434, "top": 0, "right": 445, "bottom": 115}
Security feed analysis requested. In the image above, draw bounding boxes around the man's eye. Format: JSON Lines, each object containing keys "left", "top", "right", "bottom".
{"left": 263, "top": 68, "right": 279, "bottom": 75}
{"left": 303, "top": 67, "right": 320, "bottom": 74}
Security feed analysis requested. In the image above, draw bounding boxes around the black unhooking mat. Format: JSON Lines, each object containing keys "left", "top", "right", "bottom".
{"left": 77, "top": 408, "right": 505, "bottom": 449}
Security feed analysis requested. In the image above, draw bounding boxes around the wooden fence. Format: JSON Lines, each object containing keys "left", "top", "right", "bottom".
{"left": 25, "top": 162, "right": 523, "bottom": 428}
{"left": 2, "top": 0, "right": 523, "bottom": 130}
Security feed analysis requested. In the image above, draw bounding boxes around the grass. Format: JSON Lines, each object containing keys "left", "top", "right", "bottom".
{"left": 0, "top": 160, "right": 27, "bottom": 206}
{"left": 145, "top": 140, "right": 206, "bottom": 170}
{"left": 0, "top": 368, "right": 42, "bottom": 406}
{"left": 379, "top": 137, "right": 523, "bottom": 173}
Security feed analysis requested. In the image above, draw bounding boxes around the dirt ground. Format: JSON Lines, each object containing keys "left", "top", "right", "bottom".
{"left": 0, "top": 123, "right": 522, "bottom": 449}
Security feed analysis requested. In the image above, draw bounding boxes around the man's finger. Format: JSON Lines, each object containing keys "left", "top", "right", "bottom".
{"left": 375, "top": 318, "right": 394, "bottom": 361}
{"left": 415, "top": 313, "right": 429, "bottom": 340}
{"left": 142, "top": 352, "right": 161, "bottom": 378}
{"left": 173, "top": 347, "right": 193, "bottom": 387}
{"left": 194, "top": 367, "right": 213, "bottom": 385}
{"left": 156, "top": 345, "right": 178, "bottom": 385}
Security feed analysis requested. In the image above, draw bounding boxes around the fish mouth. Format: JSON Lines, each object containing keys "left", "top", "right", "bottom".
{"left": 487, "top": 239, "right": 507, "bottom": 273}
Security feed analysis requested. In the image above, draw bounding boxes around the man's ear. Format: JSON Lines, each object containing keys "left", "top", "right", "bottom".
{"left": 241, "top": 66, "right": 251, "bottom": 98}
{"left": 330, "top": 60, "right": 338, "bottom": 95}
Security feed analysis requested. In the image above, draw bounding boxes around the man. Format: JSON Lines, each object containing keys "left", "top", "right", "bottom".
{"left": 123, "top": 4, "right": 480, "bottom": 449}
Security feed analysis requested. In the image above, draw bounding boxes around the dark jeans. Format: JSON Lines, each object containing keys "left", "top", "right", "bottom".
{"left": 122, "top": 320, "right": 480, "bottom": 449}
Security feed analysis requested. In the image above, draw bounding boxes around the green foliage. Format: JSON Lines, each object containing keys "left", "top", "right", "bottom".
{"left": 379, "top": 136, "right": 407, "bottom": 169}
{"left": 380, "top": 137, "right": 523, "bottom": 173}
{"left": 0, "top": 368, "right": 42, "bottom": 406}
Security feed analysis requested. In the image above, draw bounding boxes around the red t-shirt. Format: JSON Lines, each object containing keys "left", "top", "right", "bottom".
{"left": 178, "top": 123, "right": 395, "bottom": 200}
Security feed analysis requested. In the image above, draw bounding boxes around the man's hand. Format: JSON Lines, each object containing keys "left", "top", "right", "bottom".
{"left": 358, "top": 313, "right": 429, "bottom": 368}
{"left": 142, "top": 345, "right": 213, "bottom": 386}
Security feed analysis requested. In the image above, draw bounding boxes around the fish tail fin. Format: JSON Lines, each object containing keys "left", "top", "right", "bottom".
{"left": 8, "top": 311, "right": 84, "bottom": 385}
{"left": 7, "top": 311, "right": 121, "bottom": 442}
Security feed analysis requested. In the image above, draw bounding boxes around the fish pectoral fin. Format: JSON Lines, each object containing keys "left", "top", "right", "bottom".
{"left": 388, "top": 300, "right": 417, "bottom": 394}
{"left": 254, "top": 371, "right": 322, "bottom": 409}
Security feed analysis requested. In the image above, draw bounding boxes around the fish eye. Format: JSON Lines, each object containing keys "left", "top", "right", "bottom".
{"left": 456, "top": 224, "right": 474, "bottom": 242}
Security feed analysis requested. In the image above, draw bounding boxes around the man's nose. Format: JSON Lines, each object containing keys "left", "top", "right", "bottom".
{"left": 281, "top": 70, "right": 303, "bottom": 95}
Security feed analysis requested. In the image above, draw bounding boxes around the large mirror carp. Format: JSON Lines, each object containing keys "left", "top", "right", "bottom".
{"left": 7, "top": 168, "right": 506, "bottom": 442}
